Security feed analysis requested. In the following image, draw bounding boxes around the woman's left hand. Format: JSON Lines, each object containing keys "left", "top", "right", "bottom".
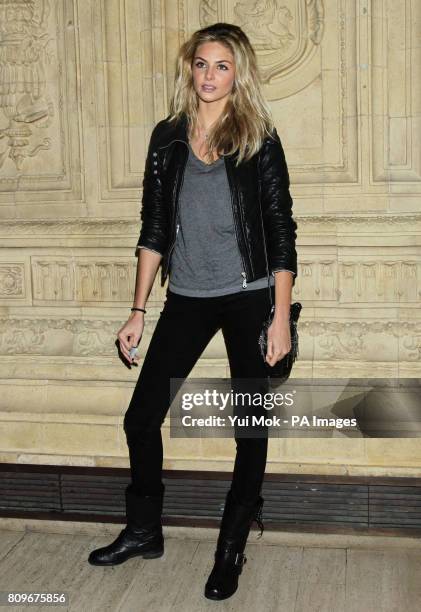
{"left": 265, "top": 316, "right": 291, "bottom": 367}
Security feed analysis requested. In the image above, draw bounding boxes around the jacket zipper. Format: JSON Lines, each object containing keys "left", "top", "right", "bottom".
{"left": 163, "top": 157, "right": 186, "bottom": 278}
{"left": 224, "top": 158, "right": 249, "bottom": 289}
{"left": 163, "top": 215, "right": 180, "bottom": 279}
{"left": 257, "top": 169, "right": 274, "bottom": 306}
{"left": 163, "top": 225, "right": 180, "bottom": 278}
{"left": 237, "top": 190, "right": 250, "bottom": 287}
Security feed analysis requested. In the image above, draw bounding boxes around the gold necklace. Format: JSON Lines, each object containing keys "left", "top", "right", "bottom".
{"left": 197, "top": 118, "right": 216, "bottom": 140}
{"left": 197, "top": 124, "right": 209, "bottom": 140}
{"left": 191, "top": 120, "right": 218, "bottom": 163}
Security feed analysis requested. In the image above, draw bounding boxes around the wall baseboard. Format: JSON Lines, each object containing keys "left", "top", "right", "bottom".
{"left": 1, "top": 463, "right": 421, "bottom": 537}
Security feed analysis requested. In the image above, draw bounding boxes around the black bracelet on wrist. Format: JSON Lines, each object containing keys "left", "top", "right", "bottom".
{"left": 131, "top": 307, "right": 146, "bottom": 313}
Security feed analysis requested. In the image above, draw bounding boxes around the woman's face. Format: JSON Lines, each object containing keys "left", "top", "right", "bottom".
{"left": 191, "top": 41, "right": 235, "bottom": 106}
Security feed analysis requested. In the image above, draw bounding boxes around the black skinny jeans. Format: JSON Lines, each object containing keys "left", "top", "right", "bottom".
{"left": 123, "top": 284, "right": 275, "bottom": 507}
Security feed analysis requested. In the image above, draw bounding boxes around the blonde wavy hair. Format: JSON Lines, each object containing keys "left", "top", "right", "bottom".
{"left": 168, "top": 22, "right": 275, "bottom": 166}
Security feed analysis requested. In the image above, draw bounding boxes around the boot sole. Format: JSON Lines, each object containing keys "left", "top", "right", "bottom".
{"left": 204, "top": 586, "right": 238, "bottom": 601}
{"left": 88, "top": 548, "right": 164, "bottom": 566}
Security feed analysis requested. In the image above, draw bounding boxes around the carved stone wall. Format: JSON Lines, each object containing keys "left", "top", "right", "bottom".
{"left": 0, "top": 0, "right": 420, "bottom": 476}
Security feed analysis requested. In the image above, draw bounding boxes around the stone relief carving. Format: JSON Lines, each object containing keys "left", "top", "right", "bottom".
{"left": 0, "top": 317, "right": 419, "bottom": 361}
{"left": 404, "top": 333, "right": 421, "bottom": 361}
{"left": 1, "top": 215, "right": 420, "bottom": 236}
{"left": 199, "top": 0, "right": 214, "bottom": 26}
{"left": 0, "top": 0, "right": 54, "bottom": 170}
{"left": 233, "top": 0, "right": 297, "bottom": 50}
{"left": 338, "top": 262, "right": 421, "bottom": 303}
{"left": 302, "top": 319, "right": 421, "bottom": 362}
{"left": 200, "top": 0, "right": 324, "bottom": 82}
{"left": 10, "top": 257, "right": 418, "bottom": 304}
{"left": 32, "top": 259, "right": 137, "bottom": 302}
{"left": 0, "top": 264, "right": 24, "bottom": 296}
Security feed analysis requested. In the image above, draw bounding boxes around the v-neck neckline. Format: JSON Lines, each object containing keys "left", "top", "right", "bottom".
{"left": 188, "top": 141, "right": 223, "bottom": 167}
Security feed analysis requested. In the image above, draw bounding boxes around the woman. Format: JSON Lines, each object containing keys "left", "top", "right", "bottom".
{"left": 88, "top": 22, "right": 297, "bottom": 601}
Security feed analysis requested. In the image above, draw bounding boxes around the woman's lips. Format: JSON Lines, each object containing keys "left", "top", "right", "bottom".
{"left": 202, "top": 85, "right": 216, "bottom": 91}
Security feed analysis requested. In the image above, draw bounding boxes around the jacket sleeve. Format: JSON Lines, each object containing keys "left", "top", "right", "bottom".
{"left": 136, "top": 123, "right": 169, "bottom": 256}
{"left": 259, "top": 128, "right": 298, "bottom": 286}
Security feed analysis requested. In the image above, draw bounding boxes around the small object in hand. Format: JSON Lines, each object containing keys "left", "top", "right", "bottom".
{"left": 258, "top": 302, "right": 302, "bottom": 382}
{"left": 129, "top": 346, "right": 139, "bottom": 359}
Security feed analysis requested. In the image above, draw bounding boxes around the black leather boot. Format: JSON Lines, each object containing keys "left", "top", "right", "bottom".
{"left": 204, "top": 489, "right": 264, "bottom": 600}
{"left": 88, "top": 483, "right": 165, "bottom": 566}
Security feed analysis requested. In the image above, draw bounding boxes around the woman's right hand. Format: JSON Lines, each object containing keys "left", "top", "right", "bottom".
{"left": 116, "top": 311, "right": 145, "bottom": 366}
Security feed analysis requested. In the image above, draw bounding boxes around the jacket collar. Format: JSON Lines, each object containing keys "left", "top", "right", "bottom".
{"left": 156, "top": 112, "right": 189, "bottom": 150}
{"left": 155, "top": 111, "right": 237, "bottom": 160}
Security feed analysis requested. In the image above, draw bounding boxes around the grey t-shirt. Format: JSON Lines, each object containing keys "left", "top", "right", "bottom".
{"left": 168, "top": 143, "right": 275, "bottom": 297}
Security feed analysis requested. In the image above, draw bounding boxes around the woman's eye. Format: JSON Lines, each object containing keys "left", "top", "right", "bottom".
{"left": 195, "top": 61, "right": 229, "bottom": 70}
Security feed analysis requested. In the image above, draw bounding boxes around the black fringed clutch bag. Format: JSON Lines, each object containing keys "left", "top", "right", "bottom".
{"left": 258, "top": 299, "right": 302, "bottom": 382}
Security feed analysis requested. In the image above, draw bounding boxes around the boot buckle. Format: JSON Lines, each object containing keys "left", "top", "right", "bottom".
{"left": 235, "top": 552, "right": 247, "bottom": 566}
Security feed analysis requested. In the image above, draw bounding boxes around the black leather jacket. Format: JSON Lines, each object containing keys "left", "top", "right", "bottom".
{"left": 137, "top": 112, "right": 297, "bottom": 288}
